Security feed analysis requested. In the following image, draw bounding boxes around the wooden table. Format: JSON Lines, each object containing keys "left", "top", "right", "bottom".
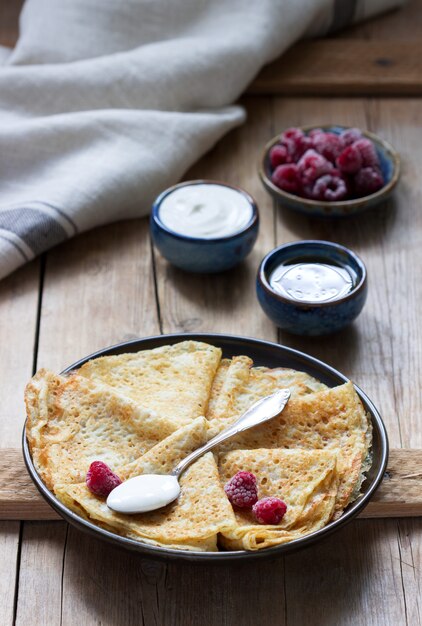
{"left": 1, "top": 2, "right": 422, "bottom": 624}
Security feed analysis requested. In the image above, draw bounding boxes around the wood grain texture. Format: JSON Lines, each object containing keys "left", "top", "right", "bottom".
{"left": 0, "top": 0, "right": 22, "bottom": 49}
{"left": 284, "top": 520, "right": 408, "bottom": 626}
{"left": 3, "top": 448, "right": 422, "bottom": 520}
{"left": 0, "top": 522, "right": 20, "bottom": 625}
{"left": 14, "top": 220, "right": 162, "bottom": 625}
{"left": 15, "top": 522, "right": 68, "bottom": 626}
{"left": 271, "top": 97, "right": 422, "bottom": 451}
{"left": 154, "top": 97, "right": 277, "bottom": 340}
{"left": 0, "top": 264, "right": 39, "bottom": 447}
{"left": 0, "top": 263, "right": 40, "bottom": 626}
{"left": 37, "top": 221, "right": 159, "bottom": 372}
{"left": 247, "top": 40, "right": 422, "bottom": 96}
{"left": 270, "top": 96, "right": 422, "bottom": 626}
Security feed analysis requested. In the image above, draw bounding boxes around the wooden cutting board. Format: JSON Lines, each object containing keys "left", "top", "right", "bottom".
{"left": 1, "top": 448, "right": 421, "bottom": 520}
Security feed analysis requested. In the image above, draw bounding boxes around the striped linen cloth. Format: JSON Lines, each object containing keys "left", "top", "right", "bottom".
{"left": 0, "top": 0, "right": 405, "bottom": 279}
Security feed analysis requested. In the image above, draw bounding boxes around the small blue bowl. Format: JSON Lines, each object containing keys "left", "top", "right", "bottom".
{"left": 150, "top": 180, "right": 259, "bottom": 273}
{"left": 257, "top": 240, "right": 368, "bottom": 336}
{"left": 259, "top": 125, "right": 400, "bottom": 217}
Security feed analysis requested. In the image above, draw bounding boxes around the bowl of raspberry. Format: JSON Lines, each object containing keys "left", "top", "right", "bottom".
{"left": 259, "top": 125, "right": 400, "bottom": 217}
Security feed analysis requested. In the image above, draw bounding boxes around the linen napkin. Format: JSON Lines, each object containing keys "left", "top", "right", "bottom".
{"left": 0, "top": 0, "right": 404, "bottom": 279}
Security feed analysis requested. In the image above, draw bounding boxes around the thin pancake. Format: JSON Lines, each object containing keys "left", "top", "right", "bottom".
{"left": 218, "top": 448, "right": 338, "bottom": 550}
{"left": 78, "top": 341, "right": 222, "bottom": 430}
{"left": 216, "top": 382, "right": 370, "bottom": 515}
{"left": 56, "top": 419, "right": 237, "bottom": 551}
{"left": 206, "top": 356, "right": 327, "bottom": 436}
{"left": 25, "top": 369, "right": 177, "bottom": 491}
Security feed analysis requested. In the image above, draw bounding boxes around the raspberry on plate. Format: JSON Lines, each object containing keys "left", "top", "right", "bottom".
{"left": 252, "top": 497, "right": 287, "bottom": 525}
{"left": 312, "top": 174, "right": 348, "bottom": 201}
{"left": 355, "top": 167, "right": 384, "bottom": 195}
{"left": 86, "top": 461, "right": 122, "bottom": 498}
{"left": 297, "top": 149, "right": 333, "bottom": 184}
{"left": 336, "top": 144, "right": 363, "bottom": 174}
{"left": 271, "top": 164, "right": 302, "bottom": 194}
{"left": 224, "top": 471, "right": 258, "bottom": 508}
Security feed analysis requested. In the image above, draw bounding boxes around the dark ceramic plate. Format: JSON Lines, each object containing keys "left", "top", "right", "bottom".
{"left": 23, "top": 333, "right": 388, "bottom": 563}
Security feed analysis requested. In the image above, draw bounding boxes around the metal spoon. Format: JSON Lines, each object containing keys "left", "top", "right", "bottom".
{"left": 107, "top": 388, "right": 291, "bottom": 514}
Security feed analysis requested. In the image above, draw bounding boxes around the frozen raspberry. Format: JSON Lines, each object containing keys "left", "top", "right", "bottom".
{"left": 353, "top": 138, "right": 380, "bottom": 168}
{"left": 269, "top": 144, "right": 290, "bottom": 169}
{"left": 287, "top": 135, "right": 313, "bottom": 161}
{"left": 308, "top": 128, "right": 324, "bottom": 138}
{"left": 312, "top": 132, "right": 343, "bottom": 163}
{"left": 354, "top": 167, "right": 384, "bottom": 196}
{"left": 280, "top": 127, "right": 305, "bottom": 143}
{"left": 277, "top": 128, "right": 312, "bottom": 162}
{"left": 271, "top": 164, "right": 302, "bottom": 194}
{"left": 86, "top": 461, "right": 122, "bottom": 497}
{"left": 340, "top": 127, "right": 362, "bottom": 147}
{"left": 252, "top": 497, "right": 287, "bottom": 525}
{"left": 312, "top": 174, "right": 348, "bottom": 201}
{"left": 224, "top": 471, "right": 258, "bottom": 508}
{"left": 297, "top": 149, "right": 333, "bottom": 184}
{"left": 336, "top": 144, "right": 363, "bottom": 174}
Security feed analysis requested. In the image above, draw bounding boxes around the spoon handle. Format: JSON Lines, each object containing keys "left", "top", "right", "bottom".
{"left": 171, "top": 388, "right": 290, "bottom": 478}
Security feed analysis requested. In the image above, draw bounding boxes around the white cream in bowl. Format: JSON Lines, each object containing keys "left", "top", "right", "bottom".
{"left": 159, "top": 183, "right": 254, "bottom": 239}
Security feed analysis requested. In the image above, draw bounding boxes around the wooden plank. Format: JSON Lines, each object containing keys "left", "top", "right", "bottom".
{"left": 343, "top": 0, "right": 422, "bottom": 40}
{"left": 0, "top": 522, "right": 20, "bottom": 626}
{"left": 0, "top": 449, "right": 59, "bottom": 520}
{"left": 2, "top": 2, "right": 422, "bottom": 96}
{"left": 0, "top": 0, "right": 22, "bottom": 49}
{"left": 155, "top": 97, "right": 277, "bottom": 340}
{"left": 284, "top": 520, "right": 408, "bottom": 626}
{"left": 0, "top": 261, "right": 40, "bottom": 626}
{"left": 36, "top": 221, "right": 159, "bottom": 372}
{"left": 15, "top": 522, "right": 68, "bottom": 626}
{"left": 0, "top": 264, "right": 40, "bottom": 447}
{"left": 271, "top": 95, "right": 421, "bottom": 626}
{"left": 271, "top": 97, "right": 402, "bottom": 446}
{"left": 271, "top": 97, "right": 422, "bottom": 450}
{"left": 14, "top": 220, "right": 162, "bottom": 624}
{"left": 396, "top": 518, "right": 422, "bottom": 626}
{"left": 247, "top": 40, "right": 422, "bottom": 96}
{"left": 3, "top": 448, "right": 421, "bottom": 520}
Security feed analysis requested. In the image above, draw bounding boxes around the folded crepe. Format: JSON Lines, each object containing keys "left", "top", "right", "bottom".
{"left": 206, "top": 356, "right": 327, "bottom": 433}
{"left": 25, "top": 369, "right": 180, "bottom": 490}
{"left": 56, "top": 418, "right": 237, "bottom": 551}
{"left": 215, "top": 381, "right": 370, "bottom": 515}
{"left": 78, "top": 340, "right": 222, "bottom": 430}
{"left": 218, "top": 448, "right": 338, "bottom": 550}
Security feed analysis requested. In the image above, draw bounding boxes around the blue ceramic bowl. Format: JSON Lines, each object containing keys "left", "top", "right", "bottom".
{"left": 257, "top": 240, "right": 368, "bottom": 336}
{"left": 259, "top": 125, "right": 400, "bottom": 217}
{"left": 150, "top": 180, "right": 259, "bottom": 273}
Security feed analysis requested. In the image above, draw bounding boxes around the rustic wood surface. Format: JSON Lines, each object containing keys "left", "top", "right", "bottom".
{"left": 1, "top": 0, "right": 422, "bottom": 625}
{"left": 3, "top": 448, "right": 422, "bottom": 521}
{"left": 247, "top": 40, "right": 422, "bottom": 95}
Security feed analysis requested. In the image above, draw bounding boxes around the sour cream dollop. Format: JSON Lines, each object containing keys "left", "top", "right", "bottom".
{"left": 158, "top": 183, "right": 254, "bottom": 239}
{"left": 107, "top": 474, "right": 180, "bottom": 514}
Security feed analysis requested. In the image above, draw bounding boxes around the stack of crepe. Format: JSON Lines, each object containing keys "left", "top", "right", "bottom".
{"left": 25, "top": 340, "right": 372, "bottom": 552}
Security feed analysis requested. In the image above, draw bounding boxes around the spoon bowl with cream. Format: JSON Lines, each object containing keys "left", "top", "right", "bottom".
{"left": 150, "top": 180, "right": 259, "bottom": 273}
